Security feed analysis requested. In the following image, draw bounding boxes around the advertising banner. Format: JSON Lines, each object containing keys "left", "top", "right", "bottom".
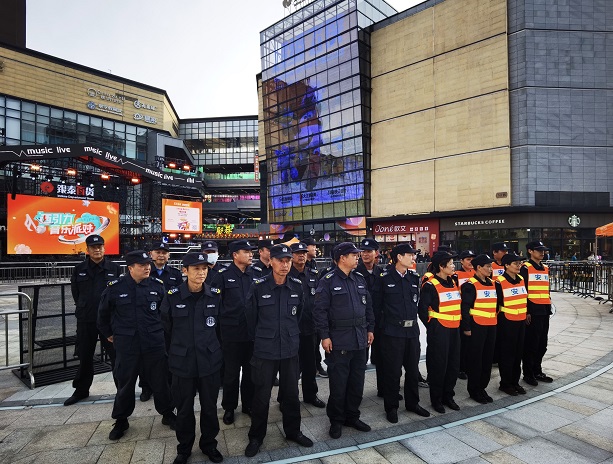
{"left": 162, "top": 199, "right": 202, "bottom": 234}
{"left": 7, "top": 194, "right": 119, "bottom": 255}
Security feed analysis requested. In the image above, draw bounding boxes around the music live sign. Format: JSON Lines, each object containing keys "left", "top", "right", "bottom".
{"left": 372, "top": 219, "right": 439, "bottom": 255}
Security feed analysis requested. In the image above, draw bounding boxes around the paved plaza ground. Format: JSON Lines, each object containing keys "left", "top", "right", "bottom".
{"left": 0, "top": 288, "right": 612, "bottom": 463}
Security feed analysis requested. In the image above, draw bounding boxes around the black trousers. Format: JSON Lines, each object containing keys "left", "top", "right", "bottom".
{"left": 73, "top": 320, "right": 116, "bottom": 394}
{"left": 221, "top": 340, "right": 254, "bottom": 411}
{"left": 139, "top": 331, "right": 172, "bottom": 392}
{"left": 459, "top": 330, "right": 469, "bottom": 373}
{"left": 380, "top": 334, "right": 420, "bottom": 411}
{"left": 425, "top": 319, "right": 460, "bottom": 405}
{"left": 249, "top": 355, "right": 301, "bottom": 442}
{"left": 299, "top": 333, "right": 319, "bottom": 401}
{"left": 497, "top": 314, "right": 526, "bottom": 388}
{"left": 325, "top": 348, "right": 367, "bottom": 424}
{"left": 466, "top": 322, "right": 496, "bottom": 397}
{"left": 112, "top": 341, "right": 173, "bottom": 420}
{"left": 372, "top": 327, "right": 385, "bottom": 394}
{"left": 172, "top": 372, "right": 221, "bottom": 455}
{"left": 523, "top": 314, "right": 549, "bottom": 379}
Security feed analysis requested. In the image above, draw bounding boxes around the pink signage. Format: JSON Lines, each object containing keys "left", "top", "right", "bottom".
{"left": 372, "top": 219, "right": 439, "bottom": 256}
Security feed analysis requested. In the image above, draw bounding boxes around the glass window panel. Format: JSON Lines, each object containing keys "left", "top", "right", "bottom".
{"left": 6, "top": 117, "right": 20, "bottom": 138}
{"left": 6, "top": 98, "right": 20, "bottom": 110}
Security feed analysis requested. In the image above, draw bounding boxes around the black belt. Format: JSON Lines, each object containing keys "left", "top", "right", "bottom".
{"left": 388, "top": 319, "right": 416, "bottom": 328}
{"left": 331, "top": 316, "right": 366, "bottom": 328}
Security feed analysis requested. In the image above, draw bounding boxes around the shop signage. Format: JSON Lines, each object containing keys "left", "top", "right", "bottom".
{"left": 133, "top": 113, "right": 158, "bottom": 125}
{"left": 282, "top": 0, "right": 315, "bottom": 9}
{"left": 87, "top": 87, "right": 125, "bottom": 104}
{"left": 133, "top": 99, "right": 157, "bottom": 111}
{"left": 454, "top": 218, "right": 506, "bottom": 227}
{"left": 87, "top": 101, "right": 123, "bottom": 116}
{"left": 371, "top": 218, "right": 440, "bottom": 255}
{"left": 568, "top": 215, "right": 581, "bottom": 227}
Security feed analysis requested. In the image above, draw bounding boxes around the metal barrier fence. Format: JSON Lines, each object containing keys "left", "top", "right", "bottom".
{"left": 0, "top": 292, "right": 35, "bottom": 389}
{"left": 548, "top": 262, "right": 613, "bottom": 302}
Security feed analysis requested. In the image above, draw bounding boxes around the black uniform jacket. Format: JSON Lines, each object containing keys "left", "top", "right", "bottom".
{"left": 288, "top": 265, "right": 319, "bottom": 336}
{"left": 210, "top": 262, "right": 256, "bottom": 342}
{"left": 313, "top": 267, "right": 375, "bottom": 351}
{"left": 205, "top": 262, "right": 227, "bottom": 285}
{"left": 246, "top": 274, "right": 304, "bottom": 360}
{"left": 97, "top": 273, "right": 166, "bottom": 353}
{"left": 418, "top": 275, "right": 458, "bottom": 326}
{"left": 161, "top": 281, "right": 222, "bottom": 378}
{"left": 520, "top": 260, "right": 552, "bottom": 316}
{"left": 356, "top": 261, "right": 383, "bottom": 295}
{"left": 71, "top": 257, "right": 121, "bottom": 322}
{"left": 373, "top": 267, "right": 420, "bottom": 338}
{"left": 151, "top": 264, "right": 183, "bottom": 290}
{"left": 251, "top": 259, "right": 272, "bottom": 279}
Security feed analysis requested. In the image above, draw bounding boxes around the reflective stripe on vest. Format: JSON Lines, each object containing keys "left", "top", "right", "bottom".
{"left": 428, "top": 277, "right": 461, "bottom": 328}
{"left": 492, "top": 262, "right": 505, "bottom": 277}
{"left": 496, "top": 274, "right": 527, "bottom": 321}
{"left": 421, "top": 272, "right": 434, "bottom": 287}
{"left": 467, "top": 277, "right": 497, "bottom": 326}
{"left": 455, "top": 270, "right": 474, "bottom": 288}
{"left": 523, "top": 262, "right": 551, "bottom": 304}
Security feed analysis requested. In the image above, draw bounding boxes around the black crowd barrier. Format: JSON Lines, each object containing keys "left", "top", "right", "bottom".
{"left": 548, "top": 262, "right": 613, "bottom": 305}
{"left": 15, "top": 283, "right": 112, "bottom": 387}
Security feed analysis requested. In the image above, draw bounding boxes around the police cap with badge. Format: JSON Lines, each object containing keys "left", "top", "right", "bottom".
{"left": 270, "top": 244, "right": 293, "bottom": 259}
{"left": 526, "top": 241, "right": 549, "bottom": 251}
{"left": 150, "top": 242, "right": 170, "bottom": 252}
{"left": 492, "top": 242, "right": 509, "bottom": 252}
{"left": 182, "top": 252, "right": 210, "bottom": 268}
{"left": 86, "top": 234, "right": 104, "bottom": 246}
{"left": 471, "top": 254, "right": 495, "bottom": 268}
{"left": 290, "top": 242, "right": 308, "bottom": 254}
{"left": 361, "top": 238, "right": 379, "bottom": 251}
{"left": 502, "top": 253, "right": 523, "bottom": 266}
{"left": 201, "top": 240, "right": 218, "bottom": 251}
{"left": 458, "top": 250, "right": 477, "bottom": 260}
{"left": 125, "top": 250, "right": 153, "bottom": 266}
{"left": 392, "top": 243, "right": 417, "bottom": 256}
{"left": 302, "top": 237, "right": 316, "bottom": 246}
{"left": 258, "top": 239, "right": 275, "bottom": 250}
{"left": 228, "top": 239, "right": 257, "bottom": 253}
{"left": 333, "top": 242, "right": 362, "bottom": 261}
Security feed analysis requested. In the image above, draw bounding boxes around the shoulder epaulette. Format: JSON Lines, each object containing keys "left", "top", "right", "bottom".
{"left": 290, "top": 276, "right": 302, "bottom": 284}
{"left": 210, "top": 287, "right": 221, "bottom": 294}
{"left": 107, "top": 279, "right": 119, "bottom": 286}
{"left": 154, "top": 277, "right": 164, "bottom": 285}
{"left": 380, "top": 271, "right": 388, "bottom": 277}
{"left": 218, "top": 267, "right": 227, "bottom": 273}
{"left": 354, "top": 270, "right": 364, "bottom": 278}
{"left": 252, "top": 266, "right": 263, "bottom": 272}
{"left": 254, "top": 277, "right": 266, "bottom": 284}
{"left": 168, "top": 287, "right": 179, "bottom": 295}
{"left": 324, "top": 271, "right": 334, "bottom": 279}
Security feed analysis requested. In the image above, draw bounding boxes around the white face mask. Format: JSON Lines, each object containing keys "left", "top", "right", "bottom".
{"left": 207, "top": 252, "right": 219, "bottom": 265}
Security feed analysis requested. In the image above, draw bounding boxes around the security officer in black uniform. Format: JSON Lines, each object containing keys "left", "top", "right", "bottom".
{"left": 97, "top": 250, "right": 176, "bottom": 440}
{"left": 252, "top": 239, "right": 274, "bottom": 278}
{"left": 161, "top": 252, "right": 223, "bottom": 464}
{"left": 303, "top": 237, "right": 319, "bottom": 272}
{"left": 373, "top": 243, "right": 430, "bottom": 423}
{"left": 289, "top": 242, "right": 325, "bottom": 408}
{"left": 211, "top": 239, "right": 257, "bottom": 425}
{"left": 65, "top": 234, "right": 121, "bottom": 406}
{"left": 244, "top": 245, "right": 314, "bottom": 457}
{"left": 139, "top": 241, "right": 183, "bottom": 402}
{"left": 313, "top": 242, "right": 375, "bottom": 439}
{"left": 202, "top": 240, "right": 226, "bottom": 285}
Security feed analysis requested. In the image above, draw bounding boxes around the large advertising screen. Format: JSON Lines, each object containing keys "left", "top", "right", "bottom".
{"left": 162, "top": 199, "right": 202, "bottom": 234}
{"left": 7, "top": 194, "right": 120, "bottom": 255}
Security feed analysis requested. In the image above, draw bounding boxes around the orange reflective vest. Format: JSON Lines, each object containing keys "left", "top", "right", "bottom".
{"left": 492, "top": 262, "right": 505, "bottom": 277}
{"left": 523, "top": 262, "right": 551, "bottom": 304}
{"left": 455, "top": 269, "right": 474, "bottom": 288}
{"left": 496, "top": 274, "right": 527, "bottom": 321}
{"left": 428, "top": 277, "right": 461, "bottom": 328}
{"left": 421, "top": 271, "right": 434, "bottom": 287}
{"left": 467, "top": 277, "right": 497, "bottom": 326}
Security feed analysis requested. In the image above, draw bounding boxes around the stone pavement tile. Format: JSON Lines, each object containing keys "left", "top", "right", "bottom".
{"left": 554, "top": 391, "right": 610, "bottom": 411}
{"left": 88, "top": 416, "right": 154, "bottom": 445}
{"left": 584, "top": 406, "right": 613, "bottom": 429}
{"left": 482, "top": 416, "right": 540, "bottom": 440}
{"left": 445, "top": 424, "right": 503, "bottom": 453}
{"left": 348, "top": 447, "right": 391, "bottom": 464}
{"left": 11, "top": 444, "right": 105, "bottom": 464}
{"left": 374, "top": 442, "right": 426, "bottom": 464}
{"left": 504, "top": 436, "right": 593, "bottom": 464}
{"left": 0, "top": 408, "right": 25, "bottom": 428}
{"left": 528, "top": 401, "right": 587, "bottom": 422}
{"left": 542, "top": 396, "right": 599, "bottom": 416}
{"left": 5, "top": 405, "right": 76, "bottom": 429}
{"left": 150, "top": 415, "right": 177, "bottom": 439}
{"left": 64, "top": 401, "right": 113, "bottom": 424}
{"left": 565, "top": 383, "right": 613, "bottom": 403}
{"left": 543, "top": 430, "right": 613, "bottom": 462}
{"left": 19, "top": 421, "right": 98, "bottom": 456}
{"left": 464, "top": 420, "right": 523, "bottom": 447}
{"left": 401, "top": 430, "right": 481, "bottom": 464}
{"left": 457, "top": 458, "right": 490, "bottom": 464}
{"left": 98, "top": 441, "right": 137, "bottom": 464}
{"left": 221, "top": 425, "right": 249, "bottom": 457}
{"left": 497, "top": 405, "right": 574, "bottom": 433}
{"left": 299, "top": 439, "right": 331, "bottom": 456}
{"left": 480, "top": 449, "right": 527, "bottom": 463}
{"left": 300, "top": 414, "right": 333, "bottom": 442}
{"left": 0, "top": 427, "right": 42, "bottom": 462}
{"left": 321, "top": 453, "right": 357, "bottom": 464}
{"left": 585, "top": 378, "right": 613, "bottom": 392}
{"left": 130, "top": 439, "right": 166, "bottom": 464}
{"left": 267, "top": 444, "right": 302, "bottom": 461}
{"left": 558, "top": 423, "right": 613, "bottom": 453}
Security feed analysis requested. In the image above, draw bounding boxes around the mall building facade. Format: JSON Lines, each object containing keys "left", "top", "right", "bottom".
{"left": 258, "top": 0, "right": 613, "bottom": 259}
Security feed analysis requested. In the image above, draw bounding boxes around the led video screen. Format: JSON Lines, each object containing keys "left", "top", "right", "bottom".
{"left": 7, "top": 194, "right": 120, "bottom": 255}
{"left": 162, "top": 199, "right": 202, "bottom": 234}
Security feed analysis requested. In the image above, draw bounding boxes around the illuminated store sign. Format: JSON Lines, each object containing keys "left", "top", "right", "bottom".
{"left": 133, "top": 113, "right": 157, "bottom": 125}
{"left": 87, "top": 87, "right": 125, "bottom": 104}
{"left": 133, "top": 99, "right": 157, "bottom": 111}
{"left": 87, "top": 101, "right": 123, "bottom": 116}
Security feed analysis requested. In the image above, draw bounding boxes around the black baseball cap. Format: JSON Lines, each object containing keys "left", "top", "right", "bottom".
{"left": 270, "top": 244, "right": 293, "bottom": 259}
{"left": 502, "top": 253, "right": 523, "bottom": 266}
{"left": 492, "top": 242, "right": 509, "bottom": 252}
{"left": 290, "top": 242, "right": 308, "bottom": 253}
{"left": 392, "top": 243, "right": 417, "bottom": 255}
{"left": 201, "top": 241, "right": 218, "bottom": 251}
{"left": 125, "top": 250, "right": 153, "bottom": 266}
{"left": 360, "top": 238, "right": 379, "bottom": 251}
{"left": 85, "top": 235, "right": 104, "bottom": 246}
{"left": 229, "top": 240, "right": 257, "bottom": 253}
{"left": 526, "top": 241, "right": 549, "bottom": 251}
{"left": 333, "top": 242, "right": 361, "bottom": 261}
{"left": 431, "top": 251, "right": 457, "bottom": 268}
{"left": 258, "top": 239, "right": 275, "bottom": 249}
{"left": 437, "top": 245, "right": 454, "bottom": 253}
{"left": 458, "top": 250, "right": 477, "bottom": 259}
{"left": 182, "top": 252, "right": 209, "bottom": 267}
{"left": 302, "top": 237, "right": 316, "bottom": 246}
{"left": 472, "top": 254, "right": 495, "bottom": 268}
{"left": 151, "top": 242, "right": 170, "bottom": 251}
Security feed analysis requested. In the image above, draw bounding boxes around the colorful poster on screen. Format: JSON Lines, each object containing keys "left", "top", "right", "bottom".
{"left": 7, "top": 194, "right": 119, "bottom": 255}
{"left": 162, "top": 199, "right": 202, "bottom": 234}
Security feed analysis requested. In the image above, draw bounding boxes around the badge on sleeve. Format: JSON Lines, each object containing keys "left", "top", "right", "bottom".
{"left": 311, "top": 288, "right": 316, "bottom": 295}
{"left": 361, "top": 295, "right": 366, "bottom": 304}
{"left": 206, "top": 316, "right": 216, "bottom": 327}
{"left": 291, "top": 306, "right": 297, "bottom": 315}
{"left": 150, "top": 302, "right": 157, "bottom": 311}
{"left": 413, "top": 294, "right": 418, "bottom": 303}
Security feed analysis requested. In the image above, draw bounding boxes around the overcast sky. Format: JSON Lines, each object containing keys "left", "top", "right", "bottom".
{"left": 26, "top": 0, "right": 421, "bottom": 119}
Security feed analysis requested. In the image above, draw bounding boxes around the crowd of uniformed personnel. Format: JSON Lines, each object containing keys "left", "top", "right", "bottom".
{"left": 63, "top": 234, "right": 553, "bottom": 464}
